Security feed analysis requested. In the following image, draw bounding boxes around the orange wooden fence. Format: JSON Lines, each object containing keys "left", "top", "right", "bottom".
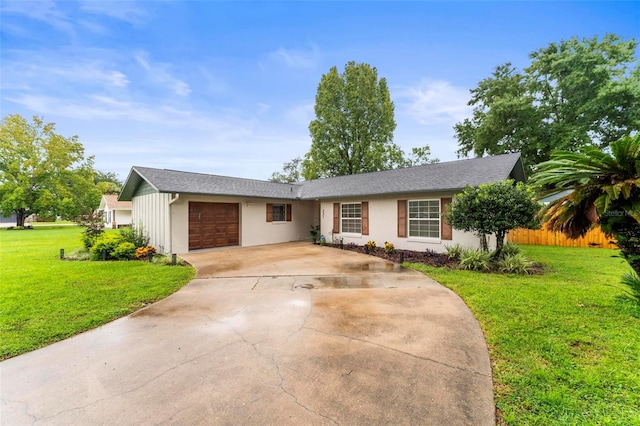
{"left": 507, "top": 227, "right": 617, "bottom": 249}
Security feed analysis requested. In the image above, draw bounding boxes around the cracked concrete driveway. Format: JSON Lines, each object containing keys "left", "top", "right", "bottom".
{"left": 1, "top": 242, "right": 494, "bottom": 425}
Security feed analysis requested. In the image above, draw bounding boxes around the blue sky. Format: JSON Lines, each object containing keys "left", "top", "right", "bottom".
{"left": 1, "top": 1, "right": 638, "bottom": 181}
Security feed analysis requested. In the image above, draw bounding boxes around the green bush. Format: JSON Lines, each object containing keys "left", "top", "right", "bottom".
{"left": 445, "top": 243, "right": 464, "bottom": 260}
{"left": 496, "top": 253, "right": 534, "bottom": 275}
{"left": 119, "top": 226, "right": 149, "bottom": 249}
{"left": 90, "top": 233, "right": 125, "bottom": 260}
{"left": 112, "top": 242, "right": 136, "bottom": 260}
{"left": 498, "top": 242, "right": 521, "bottom": 258}
{"left": 620, "top": 272, "right": 640, "bottom": 305}
{"left": 459, "top": 248, "right": 492, "bottom": 272}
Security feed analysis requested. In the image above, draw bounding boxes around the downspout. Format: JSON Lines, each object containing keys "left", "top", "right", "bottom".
{"left": 167, "top": 193, "right": 180, "bottom": 254}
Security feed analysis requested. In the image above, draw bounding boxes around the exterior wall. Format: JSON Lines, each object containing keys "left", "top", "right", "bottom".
{"left": 131, "top": 193, "right": 172, "bottom": 253}
{"left": 101, "top": 208, "right": 132, "bottom": 228}
{"left": 113, "top": 210, "right": 132, "bottom": 227}
{"left": 169, "top": 194, "right": 316, "bottom": 254}
{"left": 319, "top": 193, "right": 482, "bottom": 253}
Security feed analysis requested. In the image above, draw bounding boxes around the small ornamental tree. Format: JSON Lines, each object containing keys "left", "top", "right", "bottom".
{"left": 446, "top": 180, "right": 539, "bottom": 256}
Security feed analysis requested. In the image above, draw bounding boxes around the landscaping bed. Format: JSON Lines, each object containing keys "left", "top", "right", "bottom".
{"left": 325, "top": 243, "right": 459, "bottom": 268}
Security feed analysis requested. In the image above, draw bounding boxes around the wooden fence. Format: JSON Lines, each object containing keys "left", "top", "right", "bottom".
{"left": 507, "top": 227, "right": 617, "bottom": 249}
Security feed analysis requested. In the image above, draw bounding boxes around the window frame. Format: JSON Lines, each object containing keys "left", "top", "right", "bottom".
{"left": 340, "top": 202, "right": 362, "bottom": 234}
{"left": 407, "top": 199, "right": 441, "bottom": 239}
{"left": 271, "top": 203, "right": 286, "bottom": 223}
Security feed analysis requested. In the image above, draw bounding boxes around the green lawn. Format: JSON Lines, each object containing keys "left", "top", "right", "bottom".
{"left": 0, "top": 226, "right": 194, "bottom": 360}
{"left": 409, "top": 245, "right": 640, "bottom": 425}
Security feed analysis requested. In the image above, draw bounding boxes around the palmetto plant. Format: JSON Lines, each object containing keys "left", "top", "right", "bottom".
{"left": 531, "top": 134, "right": 640, "bottom": 274}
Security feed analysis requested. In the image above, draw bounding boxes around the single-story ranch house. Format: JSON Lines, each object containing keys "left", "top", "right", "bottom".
{"left": 119, "top": 153, "right": 525, "bottom": 254}
{"left": 97, "top": 194, "right": 132, "bottom": 229}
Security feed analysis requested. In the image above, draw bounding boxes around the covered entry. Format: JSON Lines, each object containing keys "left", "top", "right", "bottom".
{"left": 188, "top": 202, "right": 239, "bottom": 250}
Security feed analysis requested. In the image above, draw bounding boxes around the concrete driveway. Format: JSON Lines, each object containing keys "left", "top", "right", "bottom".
{"left": 1, "top": 242, "right": 494, "bottom": 425}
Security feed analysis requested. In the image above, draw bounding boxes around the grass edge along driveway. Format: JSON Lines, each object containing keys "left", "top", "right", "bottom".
{"left": 409, "top": 245, "right": 640, "bottom": 425}
{"left": 0, "top": 226, "right": 194, "bottom": 360}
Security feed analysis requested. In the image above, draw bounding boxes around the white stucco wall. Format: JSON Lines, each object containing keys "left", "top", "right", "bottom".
{"left": 113, "top": 210, "right": 132, "bottom": 227}
{"left": 319, "top": 193, "right": 482, "bottom": 253}
{"left": 131, "top": 193, "right": 172, "bottom": 253}
{"left": 168, "top": 195, "right": 317, "bottom": 254}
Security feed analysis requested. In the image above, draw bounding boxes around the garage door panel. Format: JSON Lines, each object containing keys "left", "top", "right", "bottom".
{"left": 189, "top": 202, "right": 240, "bottom": 250}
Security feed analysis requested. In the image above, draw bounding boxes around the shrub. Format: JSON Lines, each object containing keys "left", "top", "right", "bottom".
{"left": 77, "top": 211, "right": 104, "bottom": 249}
{"left": 496, "top": 253, "right": 534, "bottom": 275}
{"left": 499, "top": 242, "right": 521, "bottom": 258}
{"left": 90, "top": 233, "right": 125, "bottom": 260}
{"left": 459, "top": 248, "right": 492, "bottom": 272}
{"left": 135, "top": 245, "right": 157, "bottom": 260}
{"left": 366, "top": 240, "right": 377, "bottom": 251}
{"left": 620, "top": 272, "right": 640, "bottom": 305}
{"left": 445, "top": 244, "right": 464, "bottom": 260}
{"left": 384, "top": 241, "right": 394, "bottom": 254}
{"left": 119, "top": 226, "right": 150, "bottom": 248}
{"left": 112, "top": 242, "right": 136, "bottom": 260}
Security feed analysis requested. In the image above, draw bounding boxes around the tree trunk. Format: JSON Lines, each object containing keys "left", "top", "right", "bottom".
{"left": 15, "top": 209, "right": 26, "bottom": 227}
{"left": 479, "top": 233, "right": 489, "bottom": 252}
{"left": 609, "top": 218, "right": 640, "bottom": 276}
{"left": 495, "top": 230, "right": 506, "bottom": 257}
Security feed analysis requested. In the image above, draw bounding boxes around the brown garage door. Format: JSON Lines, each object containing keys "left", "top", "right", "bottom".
{"left": 189, "top": 202, "right": 239, "bottom": 250}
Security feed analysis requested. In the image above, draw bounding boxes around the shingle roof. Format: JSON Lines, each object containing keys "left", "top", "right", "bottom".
{"left": 300, "top": 152, "right": 525, "bottom": 199}
{"left": 101, "top": 194, "right": 132, "bottom": 210}
{"left": 119, "top": 153, "right": 525, "bottom": 201}
{"left": 119, "top": 167, "right": 302, "bottom": 200}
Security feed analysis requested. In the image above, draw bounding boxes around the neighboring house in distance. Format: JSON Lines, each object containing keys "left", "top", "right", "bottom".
{"left": 119, "top": 153, "right": 525, "bottom": 254}
{"left": 0, "top": 213, "right": 17, "bottom": 226}
{"left": 98, "top": 194, "right": 132, "bottom": 229}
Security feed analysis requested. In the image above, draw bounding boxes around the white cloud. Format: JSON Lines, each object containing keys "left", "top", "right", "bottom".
{"left": 285, "top": 103, "right": 315, "bottom": 126}
{"left": 135, "top": 52, "right": 192, "bottom": 96}
{"left": 1, "top": 0, "right": 74, "bottom": 35}
{"left": 78, "top": 0, "right": 147, "bottom": 25}
{"left": 1, "top": 55, "right": 129, "bottom": 90}
{"left": 396, "top": 80, "right": 472, "bottom": 125}
{"left": 269, "top": 46, "right": 320, "bottom": 69}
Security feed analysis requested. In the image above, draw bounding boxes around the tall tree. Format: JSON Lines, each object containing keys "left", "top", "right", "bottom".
{"left": 270, "top": 157, "right": 303, "bottom": 183}
{"left": 455, "top": 34, "right": 640, "bottom": 172}
{"left": 94, "top": 170, "right": 123, "bottom": 194}
{"left": 0, "top": 114, "right": 101, "bottom": 226}
{"left": 303, "top": 61, "right": 402, "bottom": 180}
{"left": 530, "top": 134, "right": 640, "bottom": 276}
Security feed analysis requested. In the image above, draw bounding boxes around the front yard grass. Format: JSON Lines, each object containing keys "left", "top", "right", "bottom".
{"left": 409, "top": 245, "right": 640, "bottom": 425}
{"left": 0, "top": 226, "right": 194, "bottom": 360}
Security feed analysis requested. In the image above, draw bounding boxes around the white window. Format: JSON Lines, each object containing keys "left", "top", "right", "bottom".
{"left": 272, "top": 204, "right": 286, "bottom": 222}
{"left": 408, "top": 200, "right": 440, "bottom": 238}
{"left": 341, "top": 203, "right": 362, "bottom": 234}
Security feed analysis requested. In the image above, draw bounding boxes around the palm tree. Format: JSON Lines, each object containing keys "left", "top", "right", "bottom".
{"left": 530, "top": 134, "right": 640, "bottom": 274}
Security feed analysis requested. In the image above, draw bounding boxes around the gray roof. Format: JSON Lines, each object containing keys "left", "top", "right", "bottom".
{"left": 119, "top": 153, "right": 525, "bottom": 201}
{"left": 119, "top": 167, "right": 302, "bottom": 200}
{"left": 300, "top": 153, "right": 525, "bottom": 199}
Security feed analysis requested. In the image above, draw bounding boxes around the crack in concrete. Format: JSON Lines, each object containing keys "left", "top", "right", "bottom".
{"left": 303, "top": 326, "right": 491, "bottom": 379}
{"left": 273, "top": 359, "right": 339, "bottom": 425}
{"left": 35, "top": 338, "right": 247, "bottom": 423}
{"left": 250, "top": 276, "right": 264, "bottom": 291}
{"left": 222, "top": 298, "right": 337, "bottom": 425}
{"left": 1, "top": 398, "right": 38, "bottom": 425}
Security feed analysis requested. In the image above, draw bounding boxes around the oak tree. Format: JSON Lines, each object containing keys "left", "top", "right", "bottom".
{"left": 0, "top": 114, "right": 101, "bottom": 227}
{"left": 455, "top": 34, "right": 640, "bottom": 172}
